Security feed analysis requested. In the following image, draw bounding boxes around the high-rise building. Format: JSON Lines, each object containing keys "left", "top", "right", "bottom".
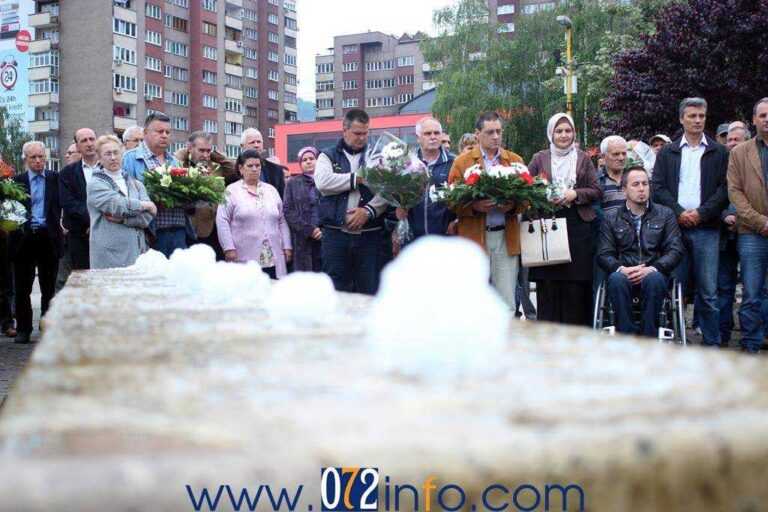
{"left": 27, "top": 0, "right": 297, "bottom": 171}
{"left": 313, "top": 31, "right": 434, "bottom": 121}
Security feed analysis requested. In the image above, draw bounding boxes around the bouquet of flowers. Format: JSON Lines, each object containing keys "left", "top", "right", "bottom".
{"left": 436, "top": 162, "right": 554, "bottom": 215}
{"left": 143, "top": 163, "right": 226, "bottom": 209}
{"left": 359, "top": 133, "right": 430, "bottom": 244}
{"left": 0, "top": 162, "right": 28, "bottom": 232}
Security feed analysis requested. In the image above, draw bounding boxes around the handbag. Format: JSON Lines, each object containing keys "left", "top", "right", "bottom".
{"left": 520, "top": 216, "right": 572, "bottom": 268}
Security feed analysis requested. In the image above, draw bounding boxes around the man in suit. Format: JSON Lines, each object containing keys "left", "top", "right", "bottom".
{"left": 651, "top": 97, "right": 729, "bottom": 347}
{"left": 241, "top": 128, "right": 286, "bottom": 198}
{"left": 727, "top": 97, "right": 768, "bottom": 353}
{"left": 59, "top": 128, "right": 98, "bottom": 271}
{"left": 10, "top": 141, "right": 62, "bottom": 343}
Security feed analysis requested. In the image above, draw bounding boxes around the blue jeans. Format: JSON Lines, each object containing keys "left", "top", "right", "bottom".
{"left": 717, "top": 237, "right": 738, "bottom": 343}
{"left": 738, "top": 234, "right": 768, "bottom": 352}
{"left": 154, "top": 227, "right": 188, "bottom": 258}
{"left": 321, "top": 228, "right": 380, "bottom": 295}
{"left": 606, "top": 271, "right": 668, "bottom": 337}
{"left": 674, "top": 228, "right": 720, "bottom": 345}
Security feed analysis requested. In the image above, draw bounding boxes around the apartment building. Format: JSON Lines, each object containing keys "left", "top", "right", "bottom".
{"left": 27, "top": 0, "right": 297, "bottom": 171}
{"left": 314, "top": 31, "right": 433, "bottom": 121}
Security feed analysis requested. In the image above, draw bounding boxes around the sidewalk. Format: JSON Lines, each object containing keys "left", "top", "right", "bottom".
{"left": 0, "top": 284, "right": 40, "bottom": 408}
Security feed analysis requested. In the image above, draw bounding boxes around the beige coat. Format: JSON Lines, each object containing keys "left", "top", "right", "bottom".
{"left": 728, "top": 138, "right": 768, "bottom": 234}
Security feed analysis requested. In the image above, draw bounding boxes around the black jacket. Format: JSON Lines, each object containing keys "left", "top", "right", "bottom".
{"left": 597, "top": 201, "right": 684, "bottom": 276}
{"left": 59, "top": 160, "right": 89, "bottom": 236}
{"left": 9, "top": 170, "right": 63, "bottom": 259}
{"left": 261, "top": 160, "right": 286, "bottom": 199}
{"left": 650, "top": 134, "right": 729, "bottom": 228}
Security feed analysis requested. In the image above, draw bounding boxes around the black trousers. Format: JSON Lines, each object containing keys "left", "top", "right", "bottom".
{"left": 14, "top": 229, "right": 58, "bottom": 334}
{"left": 0, "top": 233, "right": 13, "bottom": 330}
{"left": 67, "top": 233, "right": 90, "bottom": 270}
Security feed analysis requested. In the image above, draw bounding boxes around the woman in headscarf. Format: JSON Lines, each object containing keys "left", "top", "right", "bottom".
{"left": 283, "top": 146, "right": 322, "bottom": 272}
{"left": 527, "top": 113, "right": 601, "bottom": 326}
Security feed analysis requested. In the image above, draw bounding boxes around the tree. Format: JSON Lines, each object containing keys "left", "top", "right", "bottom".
{"left": 599, "top": 0, "right": 768, "bottom": 140}
{"left": 0, "top": 106, "right": 31, "bottom": 174}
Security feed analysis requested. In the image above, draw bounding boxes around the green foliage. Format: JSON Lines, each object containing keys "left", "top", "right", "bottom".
{"left": 0, "top": 106, "right": 31, "bottom": 174}
{"left": 143, "top": 167, "right": 226, "bottom": 209}
{"left": 422, "top": 0, "right": 664, "bottom": 161}
{"left": 0, "top": 178, "right": 29, "bottom": 202}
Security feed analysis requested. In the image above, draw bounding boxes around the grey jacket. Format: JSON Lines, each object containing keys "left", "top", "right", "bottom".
{"left": 87, "top": 170, "right": 154, "bottom": 269}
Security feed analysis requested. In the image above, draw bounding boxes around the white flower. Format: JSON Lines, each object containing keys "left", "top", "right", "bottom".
{"left": 382, "top": 141, "right": 406, "bottom": 161}
{"left": 507, "top": 162, "right": 529, "bottom": 175}
{"left": 463, "top": 164, "right": 483, "bottom": 181}
{"left": 188, "top": 166, "right": 200, "bottom": 179}
{"left": 487, "top": 165, "right": 514, "bottom": 178}
{"left": 155, "top": 164, "right": 170, "bottom": 175}
{"left": 0, "top": 199, "right": 26, "bottom": 224}
{"left": 160, "top": 174, "right": 173, "bottom": 187}
{"left": 429, "top": 184, "right": 439, "bottom": 202}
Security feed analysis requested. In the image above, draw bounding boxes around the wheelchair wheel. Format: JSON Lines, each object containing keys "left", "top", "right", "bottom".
{"left": 593, "top": 281, "right": 606, "bottom": 330}
{"left": 672, "top": 279, "right": 687, "bottom": 346}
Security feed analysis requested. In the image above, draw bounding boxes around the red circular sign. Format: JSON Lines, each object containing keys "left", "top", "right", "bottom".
{"left": 15, "top": 30, "right": 31, "bottom": 52}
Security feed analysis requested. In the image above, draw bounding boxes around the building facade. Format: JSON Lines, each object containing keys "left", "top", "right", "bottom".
{"left": 314, "top": 31, "right": 434, "bottom": 121}
{"left": 27, "top": 0, "right": 297, "bottom": 171}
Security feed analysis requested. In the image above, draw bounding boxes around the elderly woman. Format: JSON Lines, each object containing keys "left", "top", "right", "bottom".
{"left": 87, "top": 135, "right": 157, "bottom": 269}
{"left": 528, "top": 113, "right": 601, "bottom": 326}
{"left": 283, "top": 146, "right": 322, "bottom": 272}
{"left": 216, "top": 149, "right": 292, "bottom": 279}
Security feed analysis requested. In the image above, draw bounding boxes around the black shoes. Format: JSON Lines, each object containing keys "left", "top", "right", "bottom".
{"left": 13, "top": 332, "right": 31, "bottom": 344}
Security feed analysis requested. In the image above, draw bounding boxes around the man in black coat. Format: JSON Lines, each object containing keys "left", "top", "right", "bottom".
{"left": 240, "top": 127, "right": 286, "bottom": 198}
{"left": 651, "top": 97, "right": 729, "bottom": 347}
{"left": 10, "top": 141, "right": 62, "bottom": 343}
{"left": 59, "top": 127, "right": 99, "bottom": 270}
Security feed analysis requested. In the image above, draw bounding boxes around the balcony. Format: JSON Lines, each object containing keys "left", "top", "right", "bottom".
{"left": 29, "top": 66, "right": 57, "bottom": 81}
{"left": 225, "top": 39, "right": 243, "bottom": 55}
{"left": 29, "top": 119, "right": 59, "bottom": 134}
{"left": 29, "top": 93, "right": 59, "bottom": 107}
{"left": 29, "top": 12, "right": 58, "bottom": 28}
{"left": 224, "top": 63, "right": 242, "bottom": 77}
{"left": 29, "top": 39, "right": 52, "bottom": 53}
{"left": 226, "top": 135, "right": 241, "bottom": 146}
{"left": 112, "top": 88, "right": 137, "bottom": 104}
{"left": 226, "top": 0, "right": 243, "bottom": 6}
{"left": 114, "top": 116, "right": 136, "bottom": 131}
{"left": 317, "top": 109, "right": 334, "bottom": 120}
{"left": 284, "top": 102, "right": 297, "bottom": 112}
{"left": 224, "top": 87, "right": 243, "bottom": 100}
{"left": 225, "top": 16, "right": 242, "bottom": 31}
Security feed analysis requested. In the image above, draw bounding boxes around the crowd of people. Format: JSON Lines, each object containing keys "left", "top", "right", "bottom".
{"left": 1, "top": 97, "right": 767, "bottom": 354}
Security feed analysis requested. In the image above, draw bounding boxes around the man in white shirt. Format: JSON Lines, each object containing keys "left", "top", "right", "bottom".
{"left": 314, "top": 109, "right": 388, "bottom": 294}
{"left": 651, "top": 97, "right": 730, "bottom": 347}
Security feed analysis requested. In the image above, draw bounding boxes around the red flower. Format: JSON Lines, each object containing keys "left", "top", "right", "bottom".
{"left": 170, "top": 167, "right": 188, "bottom": 177}
{"left": 465, "top": 173, "right": 480, "bottom": 186}
{"left": 520, "top": 172, "right": 534, "bottom": 185}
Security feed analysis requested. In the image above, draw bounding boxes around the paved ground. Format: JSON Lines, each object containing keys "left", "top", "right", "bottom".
{"left": 0, "top": 286, "right": 39, "bottom": 410}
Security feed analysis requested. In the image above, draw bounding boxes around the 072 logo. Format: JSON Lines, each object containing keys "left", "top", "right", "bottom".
{"left": 320, "top": 467, "right": 379, "bottom": 512}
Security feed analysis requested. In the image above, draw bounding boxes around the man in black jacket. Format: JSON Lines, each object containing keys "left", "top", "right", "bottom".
{"left": 651, "top": 97, "right": 729, "bottom": 346}
{"left": 59, "top": 128, "right": 99, "bottom": 270}
{"left": 10, "top": 141, "right": 62, "bottom": 343}
{"left": 599, "top": 165, "right": 684, "bottom": 337}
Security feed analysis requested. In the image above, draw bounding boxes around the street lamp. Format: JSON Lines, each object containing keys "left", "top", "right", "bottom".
{"left": 556, "top": 15, "right": 574, "bottom": 117}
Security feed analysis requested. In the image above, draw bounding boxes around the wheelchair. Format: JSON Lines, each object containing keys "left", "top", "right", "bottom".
{"left": 592, "top": 276, "right": 687, "bottom": 346}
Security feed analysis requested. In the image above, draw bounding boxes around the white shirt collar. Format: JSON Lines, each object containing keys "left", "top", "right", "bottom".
{"left": 680, "top": 134, "right": 708, "bottom": 148}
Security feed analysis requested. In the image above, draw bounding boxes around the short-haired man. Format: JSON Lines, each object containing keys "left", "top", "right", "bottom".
{"left": 395, "top": 117, "right": 455, "bottom": 240}
{"left": 447, "top": 111, "right": 525, "bottom": 311}
{"left": 123, "top": 112, "right": 186, "bottom": 257}
{"left": 59, "top": 128, "right": 98, "bottom": 270}
{"left": 716, "top": 123, "right": 730, "bottom": 145}
{"left": 64, "top": 144, "right": 81, "bottom": 166}
{"left": 651, "top": 97, "right": 729, "bottom": 347}
{"left": 649, "top": 134, "right": 671, "bottom": 155}
{"left": 727, "top": 97, "right": 768, "bottom": 353}
{"left": 10, "top": 141, "right": 62, "bottom": 343}
{"left": 241, "top": 128, "right": 286, "bottom": 198}
{"left": 122, "top": 126, "right": 144, "bottom": 150}
{"left": 175, "top": 131, "right": 235, "bottom": 260}
{"left": 440, "top": 133, "right": 452, "bottom": 155}
{"left": 726, "top": 123, "right": 750, "bottom": 152}
{"left": 314, "top": 109, "right": 388, "bottom": 294}
{"left": 598, "top": 165, "right": 684, "bottom": 337}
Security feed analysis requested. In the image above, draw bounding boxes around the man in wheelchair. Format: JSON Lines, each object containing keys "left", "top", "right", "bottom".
{"left": 597, "top": 164, "right": 685, "bottom": 336}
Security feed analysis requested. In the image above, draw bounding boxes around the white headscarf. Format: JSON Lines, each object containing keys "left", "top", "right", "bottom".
{"left": 547, "top": 113, "right": 577, "bottom": 183}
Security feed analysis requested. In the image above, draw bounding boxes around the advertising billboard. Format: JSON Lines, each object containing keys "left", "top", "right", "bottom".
{"left": 0, "top": 0, "right": 34, "bottom": 129}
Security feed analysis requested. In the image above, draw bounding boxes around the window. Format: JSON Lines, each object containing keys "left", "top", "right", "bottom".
{"left": 343, "top": 98, "right": 359, "bottom": 108}
{"left": 244, "top": 47, "right": 258, "bottom": 60}
{"left": 397, "top": 56, "right": 415, "bottom": 67}
{"left": 268, "top": 32, "right": 279, "bottom": 44}
{"left": 170, "top": 142, "right": 186, "bottom": 154}
{"left": 497, "top": 4, "right": 515, "bottom": 15}
{"left": 226, "top": 145, "right": 239, "bottom": 159}
{"left": 202, "top": 0, "right": 216, "bottom": 11}
{"left": 225, "top": 121, "right": 242, "bottom": 136}
{"left": 268, "top": 109, "right": 278, "bottom": 120}
{"left": 267, "top": 13, "right": 278, "bottom": 24}
{"left": 522, "top": 2, "right": 555, "bottom": 14}
{"left": 316, "top": 62, "right": 333, "bottom": 74}
{"left": 113, "top": 73, "right": 137, "bottom": 92}
{"left": 202, "top": 21, "right": 216, "bottom": 36}
{"left": 343, "top": 62, "right": 358, "bottom": 72}
{"left": 498, "top": 23, "right": 514, "bottom": 33}
{"left": 284, "top": 35, "right": 296, "bottom": 49}
{"left": 284, "top": 92, "right": 296, "bottom": 104}
{"left": 245, "top": 106, "right": 258, "bottom": 118}
{"left": 30, "top": 50, "right": 59, "bottom": 68}
{"left": 202, "top": 70, "right": 217, "bottom": 84}
{"left": 268, "top": 51, "right": 279, "bottom": 63}
{"left": 268, "top": 127, "right": 275, "bottom": 139}
{"left": 167, "top": 0, "right": 189, "bottom": 8}
{"left": 285, "top": 74, "right": 297, "bottom": 86}
{"left": 144, "top": 82, "right": 162, "bottom": 98}
{"left": 113, "top": 19, "right": 137, "bottom": 38}
{"left": 145, "top": 3, "right": 161, "bottom": 19}
{"left": 268, "top": 89, "right": 279, "bottom": 101}
{"left": 30, "top": 79, "right": 58, "bottom": 95}
{"left": 203, "top": 46, "right": 217, "bottom": 60}
{"left": 145, "top": 30, "right": 162, "bottom": 46}
{"left": 164, "top": 15, "right": 187, "bottom": 32}
{"left": 284, "top": 54, "right": 296, "bottom": 66}
{"left": 165, "top": 90, "right": 189, "bottom": 106}
{"left": 225, "top": 98, "right": 242, "bottom": 113}
{"left": 203, "top": 95, "right": 218, "bottom": 108}
{"left": 316, "top": 81, "right": 333, "bottom": 92}
{"left": 343, "top": 80, "right": 357, "bottom": 90}
{"left": 268, "top": 70, "right": 279, "bottom": 81}
{"left": 225, "top": 74, "right": 242, "bottom": 88}
{"left": 397, "top": 93, "right": 413, "bottom": 104}
{"left": 397, "top": 74, "right": 414, "bottom": 85}
{"left": 164, "top": 39, "right": 188, "bottom": 57}
{"left": 245, "top": 28, "right": 258, "bottom": 40}
{"left": 164, "top": 65, "right": 188, "bottom": 81}
{"left": 365, "top": 61, "right": 381, "bottom": 72}
{"left": 365, "top": 78, "right": 395, "bottom": 89}
{"left": 316, "top": 98, "right": 333, "bottom": 109}
{"left": 203, "top": 119, "right": 218, "bottom": 134}
{"left": 145, "top": 56, "right": 162, "bottom": 72}
{"left": 343, "top": 45, "right": 357, "bottom": 55}
{"left": 172, "top": 117, "right": 188, "bottom": 131}
{"left": 242, "top": 8, "right": 257, "bottom": 21}
{"left": 245, "top": 67, "right": 258, "bottom": 79}
{"left": 285, "top": 18, "right": 297, "bottom": 30}
{"left": 244, "top": 87, "right": 258, "bottom": 99}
